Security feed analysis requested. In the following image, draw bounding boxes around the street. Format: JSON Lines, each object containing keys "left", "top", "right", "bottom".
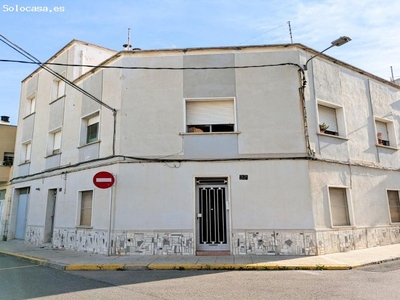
{"left": 1, "top": 253, "right": 400, "bottom": 299}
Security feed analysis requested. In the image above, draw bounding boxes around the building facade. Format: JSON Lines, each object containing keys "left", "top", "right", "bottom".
{"left": 8, "top": 40, "right": 400, "bottom": 256}
{"left": 0, "top": 116, "right": 17, "bottom": 240}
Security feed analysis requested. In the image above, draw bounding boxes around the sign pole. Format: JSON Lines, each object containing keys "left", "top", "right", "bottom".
{"left": 93, "top": 171, "right": 115, "bottom": 256}
{"left": 107, "top": 184, "right": 113, "bottom": 256}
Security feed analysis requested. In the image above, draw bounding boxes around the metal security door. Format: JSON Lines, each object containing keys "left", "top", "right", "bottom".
{"left": 15, "top": 189, "right": 29, "bottom": 240}
{"left": 196, "top": 179, "right": 229, "bottom": 251}
{"left": 44, "top": 189, "right": 57, "bottom": 243}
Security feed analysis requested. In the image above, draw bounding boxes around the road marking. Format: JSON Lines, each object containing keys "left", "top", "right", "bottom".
{"left": 0, "top": 265, "right": 39, "bottom": 271}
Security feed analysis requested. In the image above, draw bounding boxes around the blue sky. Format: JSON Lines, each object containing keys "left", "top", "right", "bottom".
{"left": 1, "top": 0, "right": 399, "bottom": 125}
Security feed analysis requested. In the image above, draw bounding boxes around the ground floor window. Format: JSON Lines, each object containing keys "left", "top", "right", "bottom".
{"left": 387, "top": 190, "right": 400, "bottom": 223}
{"left": 79, "top": 191, "right": 93, "bottom": 227}
{"left": 329, "top": 187, "right": 350, "bottom": 226}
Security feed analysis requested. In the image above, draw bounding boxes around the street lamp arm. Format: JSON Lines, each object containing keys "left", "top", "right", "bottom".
{"left": 303, "top": 36, "right": 351, "bottom": 70}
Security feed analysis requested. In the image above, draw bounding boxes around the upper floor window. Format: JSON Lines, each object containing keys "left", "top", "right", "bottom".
{"left": 185, "top": 99, "right": 235, "bottom": 133}
{"left": 2, "top": 152, "right": 14, "bottom": 166}
{"left": 22, "top": 142, "right": 32, "bottom": 163}
{"left": 47, "top": 130, "right": 62, "bottom": 155}
{"left": 87, "top": 115, "right": 99, "bottom": 143}
{"left": 317, "top": 101, "right": 346, "bottom": 138}
{"left": 80, "top": 112, "right": 100, "bottom": 146}
{"left": 328, "top": 187, "right": 350, "bottom": 227}
{"left": 387, "top": 190, "right": 400, "bottom": 223}
{"left": 52, "top": 76, "right": 66, "bottom": 100}
{"left": 27, "top": 93, "right": 36, "bottom": 115}
{"left": 375, "top": 118, "right": 396, "bottom": 148}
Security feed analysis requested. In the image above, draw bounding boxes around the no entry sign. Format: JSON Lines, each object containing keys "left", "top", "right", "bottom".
{"left": 93, "top": 171, "right": 115, "bottom": 189}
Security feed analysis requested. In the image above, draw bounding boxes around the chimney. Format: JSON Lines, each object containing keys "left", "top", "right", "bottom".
{"left": 1, "top": 116, "right": 10, "bottom": 123}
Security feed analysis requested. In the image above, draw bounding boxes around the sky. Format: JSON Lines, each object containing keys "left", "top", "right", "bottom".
{"left": 0, "top": 0, "right": 399, "bottom": 125}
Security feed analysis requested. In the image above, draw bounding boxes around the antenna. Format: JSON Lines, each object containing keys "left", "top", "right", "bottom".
{"left": 122, "top": 28, "right": 132, "bottom": 50}
{"left": 390, "top": 66, "right": 395, "bottom": 82}
{"left": 287, "top": 21, "right": 293, "bottom": 44}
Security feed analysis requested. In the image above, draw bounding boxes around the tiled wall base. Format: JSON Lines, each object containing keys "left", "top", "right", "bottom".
{"left": 24, "top": 226, "right": 400, "bottom": 256}
{"left": 232, "top": 231, "right": 317, "bottom": 255}
{"left": 316, "top": 226, "right": 400, "bottom": 255}
{"left": 46, "top": 228, "right": 194, "bottom": 255}
{"left": 114, "top": 231, "right": 194, "bottom": 255}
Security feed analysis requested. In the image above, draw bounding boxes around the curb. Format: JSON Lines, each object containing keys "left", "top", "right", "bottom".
{"left": 0, "top": 250, "right": 46, "bottom": 266}
{"left": 146, "top": 263, "right": 352, "bottom": 271}
{"left": 2, "top": 249, "right": 400, "bottom": 271}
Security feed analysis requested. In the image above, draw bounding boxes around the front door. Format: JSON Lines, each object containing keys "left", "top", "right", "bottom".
{"left": 196, "top": 178, "right": 230, "bottom": 252}
{"left": 15, "top": 188, "right": 29, "bottom": 240}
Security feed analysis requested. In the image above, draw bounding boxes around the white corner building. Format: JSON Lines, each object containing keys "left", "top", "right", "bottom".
{"left": 8, "top": 39, "right": 400, "bottom": 256}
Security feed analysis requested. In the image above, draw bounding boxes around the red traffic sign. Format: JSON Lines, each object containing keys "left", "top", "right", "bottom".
{"left": 93, "top": 171, "right": 115, "bottom": 189}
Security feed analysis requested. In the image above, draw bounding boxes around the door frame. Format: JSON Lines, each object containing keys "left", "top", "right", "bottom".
{"left": 194, "top": 176, "right": 232, "bottom": 253}
{"left": 44, "top": 189, "right": 57, "bottom": 243}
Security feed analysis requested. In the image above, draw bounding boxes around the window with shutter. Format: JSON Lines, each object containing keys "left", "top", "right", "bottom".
{"left": 23, "top": 142, "right": 31, "bottom": 163}
{"left": 52, "top": 131, "right": 62, "bottom": 154}
{"left": 80, "top": 191, "right": 93, "bottom": 226}
{"left": 329, "top": 187, "right": 350, "bottom": 226}
{"left": 387, "top": 191, "right": 400, "bottom": 223}
{"left": 86, "top": 115, "right": 100, "bottom": 143}
{"left": 186, "top": 99, "right": 235, "bottom": 133}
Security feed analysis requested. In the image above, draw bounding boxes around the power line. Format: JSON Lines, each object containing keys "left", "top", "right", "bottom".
{"left": 0, "top": 34, "right": 118, "bottom": 155}
{"left": 0, "top": 58, "right": 300, "bottom": 70}
{"left": 238, "top": 24, "right": 285, "bottom": 45}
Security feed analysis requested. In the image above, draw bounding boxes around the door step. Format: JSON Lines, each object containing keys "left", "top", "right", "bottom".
{"left": 196, "top": 251, "right": 231, "bottom": 256}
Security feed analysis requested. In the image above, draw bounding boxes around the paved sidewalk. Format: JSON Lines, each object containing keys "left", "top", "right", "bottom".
{"left": 1, "top": 240, "right": 400, "bottom": 271}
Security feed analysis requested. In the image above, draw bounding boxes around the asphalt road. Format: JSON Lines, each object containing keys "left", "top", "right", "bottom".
{"left": 2, "top": 253, "right": 400, "bottom": 299}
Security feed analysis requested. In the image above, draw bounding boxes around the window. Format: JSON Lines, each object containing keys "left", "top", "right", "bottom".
{"left": 86, "top": 115, "right": 99, "bottom": 143}
{"left": 23, "top": 142, "right": 32, "bottom": 163}
{"left": 51, "top": 130, "right": 62, "bottom": 154}
{"left": 375, "top": 119, "right": 395, "bottom": 147}
{"left": 53, "top": 77, "right": 66, "bottom": 100}
{"left": 0, "top": 190, "right": 5, "bottom": 200}
{"left": 387, "top": 190, "right": 400, "bottom": 223}
{"left": 186, "top": 99, "right": 235, "bottom": 133}
{"left": 27, "top": 94, "right": 36, "bottom": 115}
{"left": 80, "top": 191, "right": 93, "bottom": 227}
{"left": 329, "top": 187, "right": 350, "bottom": 226}
{"left": 318, "top": 104, "right": 339, "bottom": 136}
{"left": 3, "top": 152, "right": 14, "bottom": 166}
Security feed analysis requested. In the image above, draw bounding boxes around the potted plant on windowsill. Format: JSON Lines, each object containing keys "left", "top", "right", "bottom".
{"left": 319, "top": 123, "right": 329, "bottom": 133}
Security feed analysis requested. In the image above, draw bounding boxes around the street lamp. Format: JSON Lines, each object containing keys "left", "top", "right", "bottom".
{"left": 304, "top": 36, "right": 351, "bottom": 70}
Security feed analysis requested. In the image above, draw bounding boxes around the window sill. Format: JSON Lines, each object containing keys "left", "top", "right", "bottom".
{"left": 180, "top": 131, "right": 241, "bottom": 136}
{"left": 17, "top": 161, "right": 31, "bottom": 167}
{"left": 77, "top": 140, "right": 101, "bottom": 149}
{"left": 330, "top": 225, "right": 354, "bottom": 229}
{"left": 45, "top": 152, "right": 62, "bottom": 158}
{"left": 49, "top": 95, "right": 66, "bottom": 105}
{"left": 76, "top": 226, "right": 93, "bottom": 229}
{"left": 376, "top": 144, "right": 398, "bottom": 151}
{"left": 23, "top": 112, "right": 35, "bottom": 120}
{"left": 317, "top": 132, "right": 348, "bottom": 141}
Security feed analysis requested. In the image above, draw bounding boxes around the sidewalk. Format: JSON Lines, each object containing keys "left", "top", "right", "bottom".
{"left": 1, "top": 240, "right": 400, "bottom": 271}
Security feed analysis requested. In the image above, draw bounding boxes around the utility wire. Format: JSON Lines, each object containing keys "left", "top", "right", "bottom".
{"left": 238, "top": 24, "right": 285, "bottom": 45}
{"left": 0, "top": 58, "right": 299, "bottom": 70}
{"left": 0, "top": 34, "right": 118, "bottom": 155}
{"left": 0, "top": 36, "right": 116, "bottom": 113}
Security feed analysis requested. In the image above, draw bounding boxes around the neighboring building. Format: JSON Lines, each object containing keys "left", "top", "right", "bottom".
{"left": 0, "top": 116, "right": 17, "bottom": 240}
{"left": 8, "top": 40, "right": 400, "bottom": 256}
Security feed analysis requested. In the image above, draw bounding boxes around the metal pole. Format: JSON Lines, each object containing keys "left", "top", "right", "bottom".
{"left": 107, "top": 184, "right": 114, "bottom": 256}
